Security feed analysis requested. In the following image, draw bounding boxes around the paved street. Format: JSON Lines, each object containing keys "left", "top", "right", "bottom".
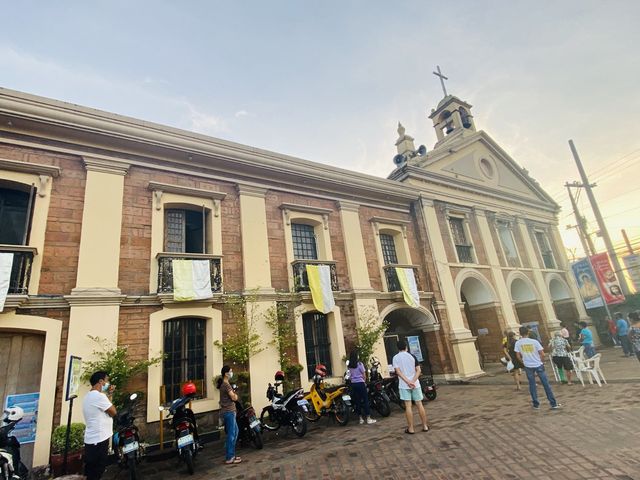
{"left": 110, "top": 352, "right": 640, "bottom": 480}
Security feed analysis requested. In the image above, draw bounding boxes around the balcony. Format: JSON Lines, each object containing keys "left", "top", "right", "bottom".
{"left": 541, "top": 251, "right": 556, "bottom": 269}
{"left": 383, "top": 265, "right": 422, "bottom": 292}
{"left": 157, "top": 253, "right": 223, "bottom": 294}
{"left": 292, "top": 260, "right": 339, "bottom": 292}
{"left": 455, "top": 244, "right": 474, "bottom": 263}
{"left": 0, "top": 245, "right": 36, "bottom": 295}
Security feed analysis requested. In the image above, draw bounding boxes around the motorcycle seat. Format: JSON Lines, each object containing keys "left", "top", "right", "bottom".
{"left": 324, "top": 385, "right": 343, "bottom": 394}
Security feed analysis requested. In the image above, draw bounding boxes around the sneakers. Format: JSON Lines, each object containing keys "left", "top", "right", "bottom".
{"left": 359, "top": 417, "right": 365, "bottom": 425}
{"left": 532, "top": 405, "right": 540, "bottom": 410}
{"left": 551, "top": 404, "right": 562, "bottom": 410}
{"left": 366, "top": 417, "right": 377, "bottom": 425}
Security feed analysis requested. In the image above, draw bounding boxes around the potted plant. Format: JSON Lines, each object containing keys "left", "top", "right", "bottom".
{"left": 50, "top": 422, "right": 85, "bottom": 476}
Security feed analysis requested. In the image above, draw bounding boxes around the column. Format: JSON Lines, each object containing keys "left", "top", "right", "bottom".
{"left": 419, "top": 197, "right": 483, "bottom": 379}
{"left": 474, "top": 209, "right": 519, "bottom": 330}
{"left": 515, "top": 217, "right": 561, "bottom": 333}
{"left": 237, "top": 184, "right": 280, "bottom": 410}
{"left": 62, "top": 157, "right": 129, "bottom": 422}
{"left": 336, "top": 201, "right": 373, "bottom": 292}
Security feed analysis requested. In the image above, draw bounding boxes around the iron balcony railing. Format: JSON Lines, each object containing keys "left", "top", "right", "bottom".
{"left": 541, "top": 251, "right": 556, "bottom": 269}
{"left": 383, "top": 265, "right": 422, "bottom": 292}
{"left": 291, "top": 260, "right": 339, "bottom": 292}
{"left": 0, "top": 245, "right": 36, "bottom": 295}
{"left": 157, "top": 253, "right": 223, "bottom": 294}
{"left": 455, "top": 244, "right": 474, "bottom": 263}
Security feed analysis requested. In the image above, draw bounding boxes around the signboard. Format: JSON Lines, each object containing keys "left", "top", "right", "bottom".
{"left": 571, "top": 258, "right": 604, "bottom": 309}
{"left": 591, "top": 253, "right": 625, "bottom": 305}
{"left": 4, "top": 392, "right": 39, "bottom": 444}
{"left": 65, "top": 356, "right": 82, "bottom": 401}
{"left": 406, "top": 335, "right": 423, "bottom": 362}
{"left": 623, "top": 254, "right": 640, "bottom": 292}
{"left": 477, "top": 328, "right": 489, "bottom": 336}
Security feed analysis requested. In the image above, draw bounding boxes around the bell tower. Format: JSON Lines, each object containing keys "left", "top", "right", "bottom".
{"left": 429, "top": 66, "right": 476, "bottom": 148}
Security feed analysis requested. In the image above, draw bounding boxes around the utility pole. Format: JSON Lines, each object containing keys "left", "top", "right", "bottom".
{"left": 568, "top": 139, "right": 631, "bottom": 296}
{"left": 565, "top": 182, "right": 596, "bottom": 257}
{"left": 622, "top": 229, "right": 635, "bottom": 255}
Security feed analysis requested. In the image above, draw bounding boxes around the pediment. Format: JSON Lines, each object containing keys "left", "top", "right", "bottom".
{"left": 413, "top": 132, "right": 556, "bottom": 207}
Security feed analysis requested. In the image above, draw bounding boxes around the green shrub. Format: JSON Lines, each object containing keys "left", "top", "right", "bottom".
{"left": 51, "top": 423, "right": 85, "bottom": 454}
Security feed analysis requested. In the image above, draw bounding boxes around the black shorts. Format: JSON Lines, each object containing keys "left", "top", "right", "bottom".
{"left": 552, "top": 356, "right": 573, "bottom": 371}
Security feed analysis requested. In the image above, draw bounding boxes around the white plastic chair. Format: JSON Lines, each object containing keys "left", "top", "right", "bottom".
{"left": 574, "top": 353, "right": 604, "bottom": 387}
{"left": 586, "top": 354, "right": 607, "bottom": 384}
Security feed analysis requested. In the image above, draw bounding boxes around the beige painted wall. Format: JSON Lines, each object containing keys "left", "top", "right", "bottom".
{"left": 0, "top": 312, "right": 62, "bottom": 467}
{"left": 238, "top": 187, "right": 272, "bottom": 290}
{"left": 247, "top": 300, "right": 280, "bottom": 411}
{"left": 337, "top": 203, "right": 372, "bottom": 291}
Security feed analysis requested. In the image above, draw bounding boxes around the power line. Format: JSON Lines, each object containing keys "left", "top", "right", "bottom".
{"left": 585, "top": 147, "right": 640, "bottom": 178}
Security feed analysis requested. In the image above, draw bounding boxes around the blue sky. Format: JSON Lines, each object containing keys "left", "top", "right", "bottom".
{"left": 1, "top": 1, "right": 639, "bottom": 258}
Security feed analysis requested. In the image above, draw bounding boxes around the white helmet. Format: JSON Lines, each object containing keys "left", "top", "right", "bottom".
{"left": 4, "top": 406, "right": 24, "bottom": 422}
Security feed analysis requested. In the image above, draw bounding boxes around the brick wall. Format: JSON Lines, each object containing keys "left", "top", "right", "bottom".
{"left": 0, "top": 143, "right": 86, "bottom": 295}
{"left": 464, "top": 304, "right": 504, "bottom": 363}
{"left": 434, "top": 202, "right": 457, "bottom": 263}
{"left": 514, "top": 302, "right": 549, "bottom": 344}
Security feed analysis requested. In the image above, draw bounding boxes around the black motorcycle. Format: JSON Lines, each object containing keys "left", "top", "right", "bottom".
{"left": 159, "top": 394, "right": 200, "bottom": 475}
{"left": 0, "top": 408, "right": 28, "bottom": 480}
{"left": 260, "top": 380, "right": 308, "bottom": 437}
{"left": 370, "top": 358, "right": 403, "bottom": 409}
{"left": 234, "top": 399, "right": 263, "bottom": 449}
{"left": 113, "top": 393, "right": 143, "bottom": 480}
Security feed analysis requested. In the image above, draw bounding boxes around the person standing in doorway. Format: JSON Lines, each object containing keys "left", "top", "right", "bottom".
{"left": 578, "top": 321, "right": 596, "bottom": 358}
{"left": 83, "top": 371, "right": 117, "bottom": 480}
{"left": 392, "top": 340, "right": 429, "bottom": 434}
{"left": 616, "top": 312, "right": 633, "bottom": 357}
{"left": 515, "top": 326, "right": 560, "bottom": 410}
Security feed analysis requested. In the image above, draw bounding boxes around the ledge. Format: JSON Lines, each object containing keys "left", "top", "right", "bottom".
{"left": 148, "top": 181, "right": 227, "bottom": 200}
{"left": 279, "top": 203, "right": 333, "bottom": 216}
{"left": 0, "top": 157, "right": 60, "bottom": 177}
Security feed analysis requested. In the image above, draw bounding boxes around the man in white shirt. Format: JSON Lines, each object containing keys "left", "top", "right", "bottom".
{"left": 82, "top": 371, "right": 117, "bottom": 480}
{"left": 514, "top": 326, "right": 560, "bottom": 410}
{"left": 392, "top": 340, "right": 429, "bottom": 434}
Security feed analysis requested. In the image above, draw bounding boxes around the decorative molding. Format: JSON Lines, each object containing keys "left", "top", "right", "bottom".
{"left": 336, "top": 200, "right": 360, "bottom": 213}
{"left": 0, "top": 245, "right": 38, "bottom": 255}
{"left": 153, "top": 190, "right": 163, "bottom": 211}
{"left": 280, "top": 203, "right": 333, "bottom": 229}
{"left": 148, "top": 181, "right": 227, "bottom": 202}
{"left": 1, "top": 295, "right": 28, "bottom": 310}
{"left": 83, "top": 156, "right": 130, "bottom": 176}
{"left": 236, "top": 184, "right": 267, "bottom": 198}
{"left": 37, "top": 175, "right": 50, "bottom": 197}
{"left": 0, "top": 157, "right": 60, "bottom": 178}
{"left": 369, "top": 216, "right": 411, "bottom": 226}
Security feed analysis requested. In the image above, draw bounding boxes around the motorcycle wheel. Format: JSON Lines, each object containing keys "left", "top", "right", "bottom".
{"left": 303, "top": 406, "right": 321, "bottom": 423}
{"left": 184, "top": 448, "right": 195, "bottom": 475}
{"left": 127, "top": 454, "right": 138, "bottom": 480}
{"left": 333, "top": 398, "right": 350, "bottom": 426}
{"left": 425, "top": 389, "right": 437, "bottom": 401}
{"left": 373, "top": 395, "right": 391, "bottom": 417}
{"left": 291, "top": 410, "right": 308, "bottom": 437}
{"left": 260, "top": 407, "right": 280, "bottom": 431}
{"left": 251, "top": 427, "right": 264, "bottom": 449}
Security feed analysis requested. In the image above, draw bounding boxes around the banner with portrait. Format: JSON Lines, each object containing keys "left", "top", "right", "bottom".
{"left": 590, "top": 253, "right": 625, "bottom": 305}
{"left": 571, "top": 258, "right": 604, "bottom": 309}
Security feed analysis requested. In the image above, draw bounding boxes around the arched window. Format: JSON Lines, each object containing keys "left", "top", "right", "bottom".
{"left": 163, "top": 317, "right": 206, "bottom": 402}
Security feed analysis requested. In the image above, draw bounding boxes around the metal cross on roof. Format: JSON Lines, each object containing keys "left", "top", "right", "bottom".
{"left": 433, "top": 65, "right": 448, "bottom": 97}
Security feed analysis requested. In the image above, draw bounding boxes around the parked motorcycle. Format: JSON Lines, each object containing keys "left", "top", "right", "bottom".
{"left": 158, "top": 383, "right": 201, "bottom": 475}
{"left": 260, "top": 371, "right": 308, "bottom": 437}
{"left": 0, "top": 406, "right": 28, "bottom": 480}
{"left": 113, "top": 393, "right": 143, "bottom": 480}
{"left": 234, "top": 397, "right": 263, "bottom": 449}
{"left": 344, "top": 360, "right": 390, "bottom": 418}
{"left": 304, "top": 364, "right": 351, "bottom": 426}
{"left": 370, "top": 357, "right": 403, "bottom": 409}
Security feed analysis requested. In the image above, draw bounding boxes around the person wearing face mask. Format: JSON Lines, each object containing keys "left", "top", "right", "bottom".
{"left": 216, "top": 365, "right": 241, "bottom": 465}
{"left": 83, "top": 371, "right": 117, "bottom": 480}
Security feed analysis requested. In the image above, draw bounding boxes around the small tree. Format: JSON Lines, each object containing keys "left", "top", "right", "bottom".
{"left": 355, "top": 308, "right": 389, "bottom": 366}
{"left": 213, "top": 292, "right": 265, "bottom": 365}
{"left": 265, "top": 300, "right": 304, "bottom": 390}
{"left": 81, "top": 336, "right": 163, "bottom": 409}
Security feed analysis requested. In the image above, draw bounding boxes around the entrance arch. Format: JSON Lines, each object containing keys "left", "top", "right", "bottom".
{"left": 547, "top": 273, "right": 579, "bottom": 336}
{"left": 381, "top": 303, "right": 437, "bottom": 375}
{"left": 456, "top": 270, "right": 503, "bottom": 363}
{"left": 507, "top": 272, "right": 547, "bottom": 341}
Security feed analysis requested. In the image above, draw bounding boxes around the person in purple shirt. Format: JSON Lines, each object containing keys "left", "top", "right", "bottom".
{"left": 348, "top": 350, "right": 376, "bottom": 425}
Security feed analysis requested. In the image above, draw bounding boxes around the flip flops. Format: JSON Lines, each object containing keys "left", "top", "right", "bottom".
{"left": 404, "top": 427, "right": 415, "bottom": 434}
{"left": 225, "top": 457, "right": 242, "bottom": 465}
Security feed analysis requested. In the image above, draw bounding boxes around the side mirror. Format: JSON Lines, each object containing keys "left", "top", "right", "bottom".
{"left": 129, "top": 393, "right": 138, "bottom": 401}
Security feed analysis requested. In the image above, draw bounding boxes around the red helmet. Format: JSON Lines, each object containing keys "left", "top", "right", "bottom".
{"left": 182, "top": 382, "right": 197, "bottom": 396}
{"left": 274, "top": 370, "right": 285, "bottom": 381}
{"left": 315, "top": 364, "right": 327, "bottom": 377}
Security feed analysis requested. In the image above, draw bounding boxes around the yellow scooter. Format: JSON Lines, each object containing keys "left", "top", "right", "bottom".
{"left": 303, "top": 364, "right": 351, "bottom": 426}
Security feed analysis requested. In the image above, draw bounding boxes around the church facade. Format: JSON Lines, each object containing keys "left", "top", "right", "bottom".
{"left": 0, "top": 87, "right": 588, "bottom": 467}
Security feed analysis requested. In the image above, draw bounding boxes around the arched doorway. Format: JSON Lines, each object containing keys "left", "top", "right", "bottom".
{"left": 548, "top": 274, "right": 579, "bottom": 337}
{"left": 382, "top": 305, "right": 437, "bottom": 376}
{"left": 508, "top": 274, "right": 547, "bottom": 342}
{"left": 458, "top": 272, "right": 503, "bottom": 364}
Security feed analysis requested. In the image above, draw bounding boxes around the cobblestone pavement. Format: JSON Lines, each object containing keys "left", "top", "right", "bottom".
{"left": 106, "top": 364, "right": 640, "bottom": 480}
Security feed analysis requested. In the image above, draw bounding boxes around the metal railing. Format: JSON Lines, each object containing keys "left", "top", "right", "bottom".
{"left": 383, "top": 265, "right": 422, "bottom": 292}
{"left": 157, "top": 253, "right": 223, "bottom": 294}
{"left": 0, "top": 245, "right": 35, "bottom": 295}
{"left": 455, "top": 244, "right": 474, "bottom": 263}
{"left": 291, "top": 260, "right": 339, "bottom": 292}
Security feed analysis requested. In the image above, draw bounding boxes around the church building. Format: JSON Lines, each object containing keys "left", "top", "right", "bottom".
{"left": 0, "top": 79, "right": 589, "bottom": 468}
